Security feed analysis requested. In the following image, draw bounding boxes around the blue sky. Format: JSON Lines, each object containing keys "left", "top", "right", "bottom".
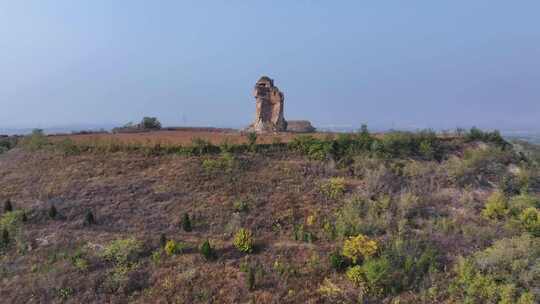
{"left": 1, "top": 1, "right": 539, "bottom": 131}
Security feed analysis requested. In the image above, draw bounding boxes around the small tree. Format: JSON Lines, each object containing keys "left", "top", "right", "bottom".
{"left": 181, "top": 213, "right": 192, "bottom": 232}
{"left": 329, "top": 251, "right": 347, "bottom": 271}
{"left": 200, "top": 239, "right": 215, "bottom": 260}
{"left": 140, "top": 117, "right": 162, "bottom": 130}
{"left": 246, "top": 267, "right": 256, "bottom": 291}
{"left": 360, "top": 124, "right": 369, "bottom": 136}
{"left": 4, "top": 199, "right": 13, "bottom": 213}
{"left": 84, "top": 210, "right": 95, "bottom": 225}
{"left": 21, "top": 211, "right": 28, "bottom": 222}
{"left": 49, "top": 205, "right": 58, "bottom": 219}
{"left": 160, "top": 233, "right": 167, "bottom": 248}
{"left": 1, "top": 228, "right": 9, "bottom": 246}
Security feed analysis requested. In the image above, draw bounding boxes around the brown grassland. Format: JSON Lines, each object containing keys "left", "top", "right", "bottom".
{"left": 51, "top": 130, "right": 329, "bottom": 146}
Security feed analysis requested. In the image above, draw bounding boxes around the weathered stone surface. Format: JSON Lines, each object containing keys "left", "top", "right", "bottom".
{"left": 247, "top": 76, "right": 287, "bottom": 133}
{"left": 286, "top": 120, "right": 316, "bottom": 133}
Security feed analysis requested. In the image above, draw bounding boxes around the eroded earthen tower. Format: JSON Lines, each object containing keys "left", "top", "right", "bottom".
{"left": 247, "top": 76, "right": 287, "bottom": 133}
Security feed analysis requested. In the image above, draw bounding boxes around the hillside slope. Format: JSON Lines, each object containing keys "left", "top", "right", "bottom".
{"left": 0, "top": 134, "right": 539, "bottom": 303}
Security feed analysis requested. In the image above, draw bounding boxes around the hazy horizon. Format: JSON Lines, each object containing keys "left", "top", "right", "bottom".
{"left": 1, "top": 1, "right": 539, "bottom": 131}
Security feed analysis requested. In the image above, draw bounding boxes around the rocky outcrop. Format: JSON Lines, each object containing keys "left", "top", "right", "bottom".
{"left": 247, "top": 76, "right": 287, "bottom": 133}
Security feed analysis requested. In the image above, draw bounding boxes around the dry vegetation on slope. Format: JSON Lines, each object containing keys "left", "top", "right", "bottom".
{"left": 0, "top": 129, "right": 539, "bottom": 303}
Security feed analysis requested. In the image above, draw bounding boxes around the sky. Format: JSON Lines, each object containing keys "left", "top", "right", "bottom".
{"left": 1, "top": 1, "right": 539, "bottom": 132}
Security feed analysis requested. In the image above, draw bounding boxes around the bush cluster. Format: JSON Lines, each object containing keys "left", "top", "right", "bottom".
{"left": 465, "top": 127, "right": 509, "bottom": 148}
{"left": 450, "top": 234, "right": 538, "bottom": 303}
{"left": 202, "top": 152, "right": 235, "bottom": 174}
{"left": 342, "top": 234, "right": 378, "bottom": 264}
{"left": 164, "top": 240, "right": 185, "bottom": 256}
{"left": 448, "top": 147, "right": 515, "bottom": 187}
{"left": 233, "top": 228, "right": 254, "bottom": 253}
{"left": 289, "top": 128, "right": 454, "bottom": 162}
{"left": 140, "top": 117, "right": 162, "bottom": 130}
{"left": 20, "top": 129, "right": 50, "bottom": 151}
{"left": 482, "top": 191, "right": 540, "bottom": 236}
{"left": 101, "top": 238, "right": 142, "bottom": 267}
{"left": 0, "top": 136, "right": 18, "bottom": 154}
{"left": 320, "top": 177, "right": 346, "bottom": 200}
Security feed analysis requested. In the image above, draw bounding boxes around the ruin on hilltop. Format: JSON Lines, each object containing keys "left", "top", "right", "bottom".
{"left": 247, "top": 76, "right": 288, "bottom": 133}
{"left": 246, "top": 76, "right": 315, "bottom": 133}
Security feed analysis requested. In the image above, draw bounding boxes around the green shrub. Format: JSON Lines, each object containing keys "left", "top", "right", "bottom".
{"left": 334, "top": 199, "right": 366, "bottom": 238}
{"left": 3, "top": 200, "right": 13, "bottom": 213}
{"left": 289, "top": 129, "right": 445, "bottom": 161}
{"left": 21, "top": 129, "right": 49, "bottom": 151}
{"left": 56, "top": 287, "right": 74, "bottom": 300}
{"left": 381, "top": 239, "right": 441, "bottom": 294}
{"left": 200, "top": 239, "right": 215, "bottom": 260}
{"left": 375, "top": 130, "right": 439, "bottom": 159}
{"left": 509, "top": 194, "right": 539, "bottom": 216}
{"left": 69, "top": 248, "right": 89, "bottom": 272}
{"left": 293, "top": 224, "right": 316, "bottom": 243}
{"left": 357, "top": 124, "right": 374, "bottom": 147}
{"left": 191, "top": 137, "right": 216, "bottom": 155}
{"left": 320, "top": 177, "right": 346, "bottom": 200}
{"left": 346, "top": 265, "right": 365, "bottom": 287}
{"left": 518, "top": 293, "right": 536, "bottom": 304}
{"left": 56, "top": 138, "right": 82, "bottom": 156}
{"left": 419, "top": 140, "right": 435, "bottom": 160}
{"left": 151, "top": 249, "right": 163, "bottom": 265}
{"left": 0, "top": 210, "right": 24, "bottom": 251}
{"left": 0, "top": 137, "right": 18, "bottom": 154}
{"left": 333, "top": 196, "right": 392, "bottom": 238}
{"left": 451, "top": 235, "right": 539, "bottom": 303}
{"left": 482, "top": 191, "right": 508, "bottom": 220}
{"left": 233, "top": 200, "right": 249, "bottom": 213}
{"left": 361, "top": 256, "right": 391, "bottom": 296}
{"left": 342, "top": 234, "right": 378, "bottom": 264}
{"left": 451, "top": 258, "right": 499, "bottom": 304}
{"left": 499, "top": 174, "right": 522, "bottom": 196}
{"left": 181, "top": 213, "right": 192, "bottom": 232}
{"left": 246, "top": 132, "right": 257, "bottom": 149}
{"left": 202, "top": 152, "right": 235, "bottom": 174}
{"left": 164, "top": 240, "right": 185, "bottom": 256}
{"left": 0, "top": 210, "right": 24, "bottom": 233}
{"left": 233, "top": 228, "right": 254, "bottom": 253}
{"left": 519, "top": 207, "right": 540, "bottom": 236}
{"left": 73, "top": 257, "right": 89, "bottom": 272}
{"left": 465, "top": 127, "right": 508, "bottom": 148}
{"left": 448, "top": 147, "right": 514, "bottom": 187}
{"left": 289, "top": 135, "right": 333, "bottom": 161}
